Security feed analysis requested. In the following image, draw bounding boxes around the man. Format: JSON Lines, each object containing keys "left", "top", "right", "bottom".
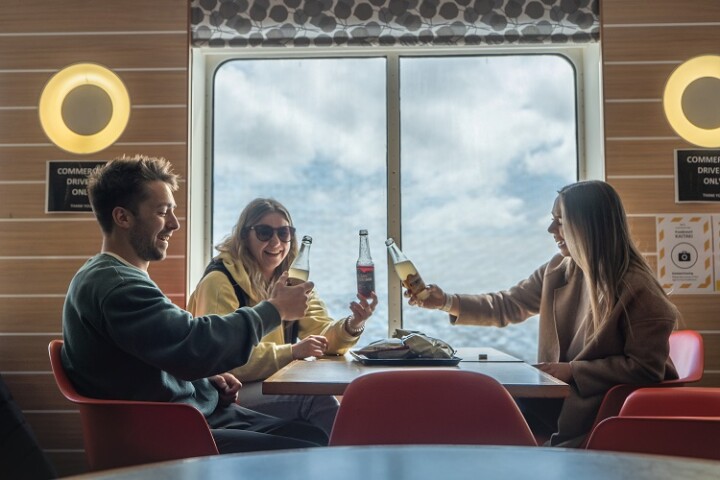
{"left": 61, "top": 154, "right": 327, "bottom": 452}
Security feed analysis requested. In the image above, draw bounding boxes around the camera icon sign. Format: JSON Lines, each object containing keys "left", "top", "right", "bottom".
{"left": 670, "top": 243, "right": 698, "bottom": 269}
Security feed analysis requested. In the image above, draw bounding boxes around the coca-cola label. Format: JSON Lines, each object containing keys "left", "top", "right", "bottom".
{"left": 356, "top": 265, "right": 375, "bottom": 297}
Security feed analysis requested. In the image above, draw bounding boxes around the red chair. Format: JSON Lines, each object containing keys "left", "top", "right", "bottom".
{"left": 48, "top": 340, "right": 219, "bottom": 471}
{"left": 583, "top": 329, "right": 704, "bottom": 445}
{"left": 620, "top": 386, "right": 720, "bottom": 417}
{"left": 328, "top": 370, "right": 537, "bottom": 446}
{"left": 586, "top": 386, "right": 720, "bottom": 460}
{"left": 585, "top": 416, "right": 720, "bottom": 460}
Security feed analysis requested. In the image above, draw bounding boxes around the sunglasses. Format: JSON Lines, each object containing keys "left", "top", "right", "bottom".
{"left": 248, "top": 224, "right": 296, "bottom": 243}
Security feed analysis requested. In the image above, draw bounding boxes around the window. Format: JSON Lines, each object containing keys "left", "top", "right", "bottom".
{"left": 195, "top": 46, "right": 597, "bottom": 363}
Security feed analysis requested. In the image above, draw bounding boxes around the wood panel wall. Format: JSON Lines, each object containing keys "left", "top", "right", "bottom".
{"left": 601, "top": 0, "right": 720, "bottom": 386}
{"left": 0, "top": 1, "right": 189, "bottom": 476}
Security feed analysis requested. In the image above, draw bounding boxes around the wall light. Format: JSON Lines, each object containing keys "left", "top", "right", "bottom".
{"left": 663, "top": 55, "right": 720, "bottom": 148}
{"left": 39, "top": 63, "right": 130, "bottom": 154}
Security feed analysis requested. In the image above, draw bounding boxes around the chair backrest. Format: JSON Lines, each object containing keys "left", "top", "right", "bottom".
{"left": 48, "top": 340, "right": 218, "bottom": 471}
{"left": 584, "top": 329, "right": 705, "bottom": 446}
{"left": 620, "top": 386, "right": 720, "bottom": 417}
{"left": 668, "top": 330, "right": 704, "bottom": 383}
{"left": 328, "top": 369, "right": 537, "bottom": 447}
{"left": 585, "top": 416, "right": 720, "bottom": 460}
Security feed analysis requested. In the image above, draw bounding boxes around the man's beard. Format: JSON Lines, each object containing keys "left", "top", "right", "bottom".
{"left": 129, "top": 229, "right": 166, "bottom": 262}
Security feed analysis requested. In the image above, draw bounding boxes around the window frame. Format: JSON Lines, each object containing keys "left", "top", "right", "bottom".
{"left": 188, "top": 44, "right": 604, "bottom": 334}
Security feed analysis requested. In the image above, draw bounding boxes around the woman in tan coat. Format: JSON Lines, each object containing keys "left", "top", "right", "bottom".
{"left": 406, "top": 180, "right": 679, "bottom": 447}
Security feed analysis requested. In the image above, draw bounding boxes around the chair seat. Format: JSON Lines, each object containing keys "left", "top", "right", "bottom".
{"left": 329, "top": 369, "right": 537, "bottom": 447}
{"left": 48, "top": 340, "right": 219, "bottom": 471}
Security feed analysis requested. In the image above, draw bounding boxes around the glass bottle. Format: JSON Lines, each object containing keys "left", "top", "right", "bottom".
{"left": 288, "top": 235, "right": 312, "bottom": 285}
{"left": 356, "top": 229, "right": 375, "bottom": 298}
{"left": 385, "top": 238, "right": 429, "bottom": 300}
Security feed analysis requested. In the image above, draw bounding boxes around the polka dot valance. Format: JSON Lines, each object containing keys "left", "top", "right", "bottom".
{"left": 191, "top": 0, "right": 599, "bottom": 48}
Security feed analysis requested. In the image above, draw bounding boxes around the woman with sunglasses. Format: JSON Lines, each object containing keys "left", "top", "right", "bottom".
{"left": 188, "top": 198, "right": 377, "bottom": 436}
{"left": 404, "top": 180, "right": 679, "bottom": 448}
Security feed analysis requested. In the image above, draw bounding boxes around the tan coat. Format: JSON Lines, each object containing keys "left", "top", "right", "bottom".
{"left": 453, "top": 254, "right": 679, "bottom": 446}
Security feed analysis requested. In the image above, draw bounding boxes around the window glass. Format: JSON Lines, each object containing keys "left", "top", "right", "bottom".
{"left": 399, "top": 55, "right": 577, "bottom": 361}
{"left": 213, "top": 58, "right": 389, "bottom": 342}
{"left": 212, "top": 54, "right": 578, "bottom": 361}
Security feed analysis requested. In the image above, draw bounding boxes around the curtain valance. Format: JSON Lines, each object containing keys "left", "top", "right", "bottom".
{"left": 191, "top": 0, "right": 598, "bottom": 48}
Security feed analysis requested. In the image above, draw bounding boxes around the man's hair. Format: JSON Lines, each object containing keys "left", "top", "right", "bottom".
{"left": 87, "top": 154, "right": 179, "bottom": 234}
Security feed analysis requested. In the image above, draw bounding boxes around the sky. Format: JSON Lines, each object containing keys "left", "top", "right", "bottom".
{"left": 211, "top": 54, "right": 577, "bottom": 362}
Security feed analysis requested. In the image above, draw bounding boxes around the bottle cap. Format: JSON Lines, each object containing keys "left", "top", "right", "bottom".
{"left": 385, "top": 238, "right": 395, "bottom": 246}
{"left": 359, "top": 229, "right": 368, "bottom": 235}
{"left": 301, "top": 235, "right": 312, "bottom": 243}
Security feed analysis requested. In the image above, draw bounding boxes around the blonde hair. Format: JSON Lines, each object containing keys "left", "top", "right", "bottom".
{"left": 215, "top": 198, "right": 297, "bottom": 299}
{"left": 558, "top": 181, "right": 668, "bottom": 336}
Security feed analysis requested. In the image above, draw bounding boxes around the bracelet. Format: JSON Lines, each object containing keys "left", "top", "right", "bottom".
{"left": 440, "top": 293, "right": 454, "bottom": 312}
{"left": 343, "top": 316, "right": 365, "bottom": 336}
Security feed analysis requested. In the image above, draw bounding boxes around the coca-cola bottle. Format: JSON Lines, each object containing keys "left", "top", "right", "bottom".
{"left": 385, "top": 238, "right": 429, "bottom": 300}
{"left": 356, "top": 229, "right": 375, "bottom": 298}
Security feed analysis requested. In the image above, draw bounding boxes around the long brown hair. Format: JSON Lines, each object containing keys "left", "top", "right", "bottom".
{"left": 558, "top": 181, "right": 667, "bottom": 335}
{"left": 215, "top": 198, "right": 298, "bottom": 299}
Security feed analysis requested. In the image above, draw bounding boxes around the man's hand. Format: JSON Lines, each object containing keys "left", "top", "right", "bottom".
{"left": 268, "top": 271, "right": 314, "bottom": 320}
{"left": 534, "top": 362, "right": 573, "bottom": 383}
{"left": 291, "top": 335, "right": 329, "bottom": 359}
{"left": 209, "top": 372, "right": 242, "bottom": 407}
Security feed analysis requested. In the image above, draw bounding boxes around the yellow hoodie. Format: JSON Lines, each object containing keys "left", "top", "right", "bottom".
{"left": 187, "top": 251, "right": 360, "bottom": 382}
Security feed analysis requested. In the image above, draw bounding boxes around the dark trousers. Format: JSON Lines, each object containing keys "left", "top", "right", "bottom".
{"left": 515, "top": 397, "right": 564, "bottom": 444}
{"left": 207, "top": 402, "right": 328, "bottom": 454}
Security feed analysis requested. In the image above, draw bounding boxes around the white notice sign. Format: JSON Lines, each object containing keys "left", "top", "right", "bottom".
{"left": 656, "top": 215, "right": 713, "bottom": 293}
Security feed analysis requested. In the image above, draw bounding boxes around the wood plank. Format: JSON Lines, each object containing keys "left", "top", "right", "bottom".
{"left": 0, "top": 220, "right": 186, "bottom": 257}
{"left": 670, "top": 296, "right": 720, "bottom": 331}
{"left": 699, "top": 332, "right": 720, "bottom": 372}
{"left": 25, "top": 411, "right": 83, "bottom": 450}
{"left": 610, "top": 178, "right": 720, "bottom": 215}
{"left": 0, "top": 257, "right": 186, "bottom": 295}
{"left": 0, "top": 34, "right": 188, "bottom": 70}
{"left": 0, "top": 334, "right": 58, "bottom": 371}
{"left": 0, "top": 106, "right": 188, "bottom": 144}
{"left": 697, "top": 371, "right": 720, "bottom": 388}
{"left": 0, "top": 70, "right": 188, "bottom": 108}
{"left": 602, "top": 63, "right": 678, "bottom": 100}
{"left": 605, "top": 139, "right": 691, "bottom": 177}
{"left": 0, "top": 183, "right": 187, "bottom": 218}
{"left": 604, "top": 102, "right": 676, "bottom": 138}
{"left": 0, "top": 0, "right": 187, "bottom": 33}
{"left": 0, "top": 297, "right": 64, "bottom": 333}
{"left": 628, "top": 216, "right": 656, "bottom": 253}
{"left": 602, "top": 26, "right": 720, "bottom": 63}
{"left": 2, "top": 373, "right": 72, "bottom": 410}
{"left": 601, "top": 0, "right": 720, "bottom": 24}
{"left": 0, "top": 145, "right": 188, "bottom": 181}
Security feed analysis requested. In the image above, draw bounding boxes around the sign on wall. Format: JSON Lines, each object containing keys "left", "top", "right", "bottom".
{"left": 46, "top": 160, "right": 106, "bottom": 213}
{"left": 657, "top": 215, "right": 714, "bottom": 293}
{"left": 675, "top": 149, "right": 720, "bottom": 202}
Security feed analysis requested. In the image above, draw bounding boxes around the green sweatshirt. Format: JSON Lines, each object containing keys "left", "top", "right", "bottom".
{"left": 61, "top": 253, "right": 281, "bottom": 416}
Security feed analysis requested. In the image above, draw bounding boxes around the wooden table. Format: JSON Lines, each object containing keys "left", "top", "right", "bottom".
{"left": 263, "top": 347, "right": 569, "bottom": 398}
{"left": 65, "top": 445, "right": 720, "bottom": 480}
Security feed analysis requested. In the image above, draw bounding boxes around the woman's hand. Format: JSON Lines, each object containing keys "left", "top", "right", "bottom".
{"left": 534, "top": 362, "right": 573, "bottom": 383}
{"left": 347, "top": 292, "right": 378, "bottom": 327}
{"left": 405, "top": 283, "right": 445, "bottom": 310}
{"left": 291, "top": 334, "right": 329, "bottom": 359}
{"left": 209, "top": 372, "right": 242, "bottom": 407}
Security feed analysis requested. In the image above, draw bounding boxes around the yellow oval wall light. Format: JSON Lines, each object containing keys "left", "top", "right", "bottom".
{"left": 39, "top": 63, "right": 130, "bottom": 154}
{"left": 663, "top": 55, "right": 720, "bottom": 148}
